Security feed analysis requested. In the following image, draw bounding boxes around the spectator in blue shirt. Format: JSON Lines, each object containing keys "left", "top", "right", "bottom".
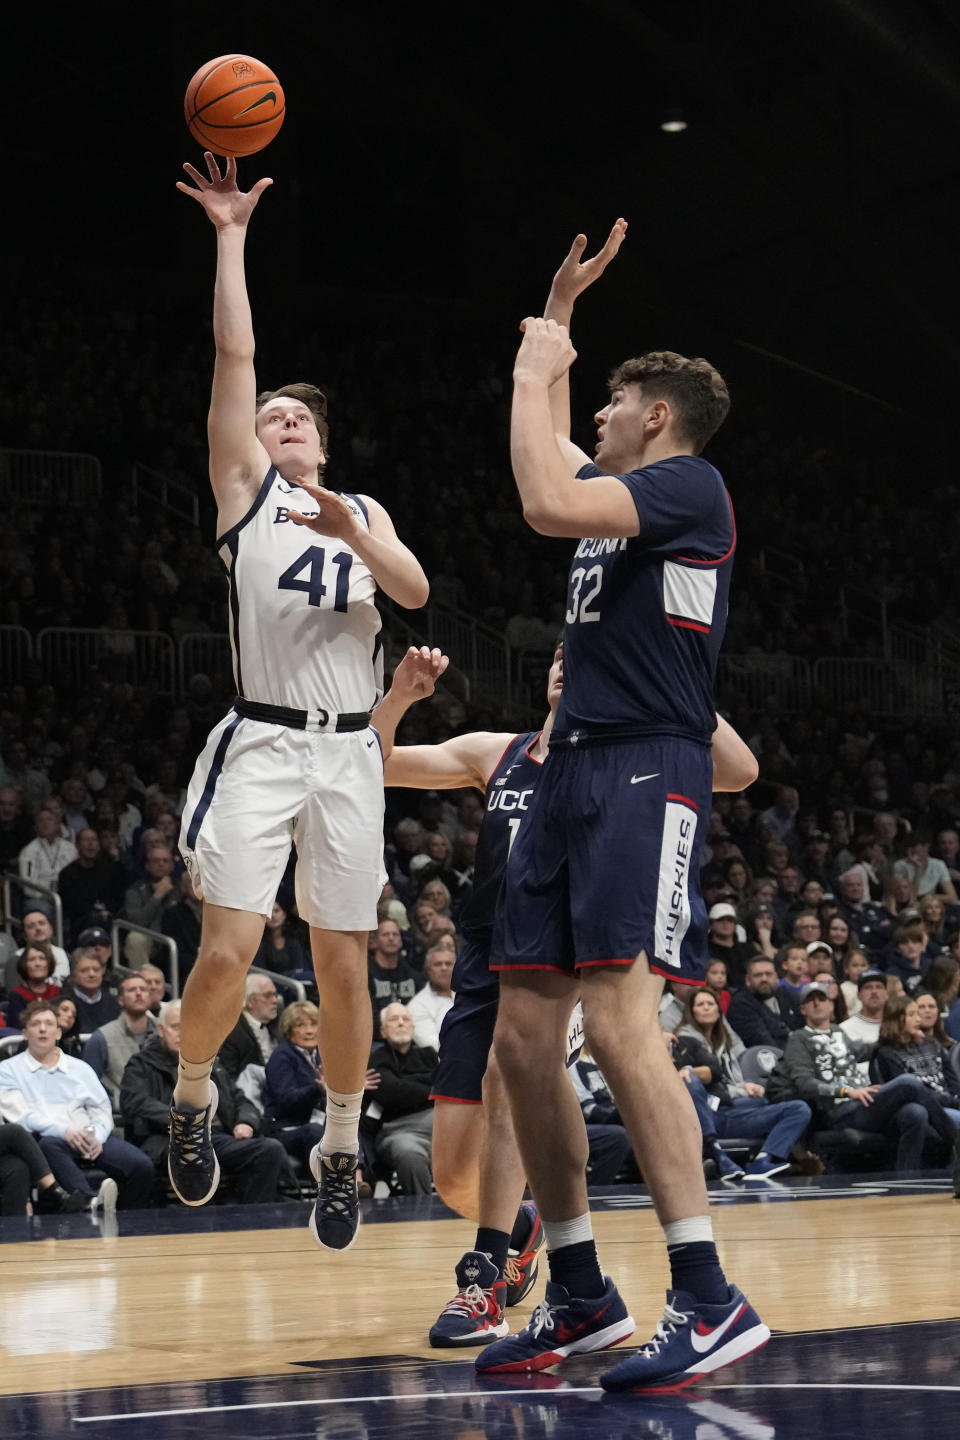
{"left": 0, "top": 1000, "right": 153, "bottom": 1210}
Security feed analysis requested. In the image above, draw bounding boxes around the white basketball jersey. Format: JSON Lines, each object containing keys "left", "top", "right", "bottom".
{"left": 217, "top": 469, "right": 383, "bottom": 712}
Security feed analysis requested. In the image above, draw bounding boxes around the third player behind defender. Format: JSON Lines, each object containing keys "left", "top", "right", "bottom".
{"left": 375, "top": 633, "right": 758, "bottom": 1349}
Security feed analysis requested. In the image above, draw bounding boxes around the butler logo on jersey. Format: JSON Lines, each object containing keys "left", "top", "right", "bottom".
{"left": 654, "top": 795, "right": 698, "bottom": 966}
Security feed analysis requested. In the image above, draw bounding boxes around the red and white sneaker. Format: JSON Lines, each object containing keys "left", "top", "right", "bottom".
{"left": 429, "top": 1251, "right": 509, "bottom": 1347}
{"left": 504, "top": 1202, "right": 545, "bottom": 1306}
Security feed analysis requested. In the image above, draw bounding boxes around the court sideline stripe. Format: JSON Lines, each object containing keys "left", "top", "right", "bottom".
{"left": 73, "top": 1380, "right": 960, "bottom": 1422}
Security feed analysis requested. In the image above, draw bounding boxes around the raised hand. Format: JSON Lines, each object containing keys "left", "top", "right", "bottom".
{"left": 390, "top": 646, "right": 449, "bottom": 703}
{"left": 288, "top": 482, "right": 362, "bottom": 542}
{"left": 514, "top": 317, "right": 577, "bottom": 387}
{"left": 176, "top": 152, "right": 273, "bottom": 229}
{"left": 547, "top": 218, "right": 628, "bottom": 316}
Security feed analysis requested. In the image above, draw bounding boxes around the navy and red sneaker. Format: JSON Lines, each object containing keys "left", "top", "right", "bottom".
{"left": 429, "top": 1251, "right": 509, "bottom": 1348}
{"left": 475, "top": 1276, "right": 634, "bottom": 1373}
{"left": 600, "top": 1285, "right": 770, "bottom": 1393}
{"left": 504, "top": 1202, "right": 545, "bottom": 1307}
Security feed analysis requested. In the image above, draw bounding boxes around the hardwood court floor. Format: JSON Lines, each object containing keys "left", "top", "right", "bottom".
{"left": 4, "top": 1183, "right": 958, "bottom": 1397}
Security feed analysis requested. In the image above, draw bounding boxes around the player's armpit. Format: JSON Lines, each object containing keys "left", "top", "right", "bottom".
{"left": 524, "top": 473, "right": 641, "bottom": 540}
{"left": 556, "top": 435, "right": 594, "bottom": 474}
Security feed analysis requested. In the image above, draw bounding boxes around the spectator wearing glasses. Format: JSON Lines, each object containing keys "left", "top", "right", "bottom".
{"left": 218, "top": 972, "right": 281, "bottom": 1080}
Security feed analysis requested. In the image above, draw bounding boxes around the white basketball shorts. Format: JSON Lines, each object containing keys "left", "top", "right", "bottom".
{"left": 179, "top": 709, "right": 386, "bottom": 930}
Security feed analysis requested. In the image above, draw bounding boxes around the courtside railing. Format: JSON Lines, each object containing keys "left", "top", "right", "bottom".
{"left": 0, "top": 449, "right": 101, "bottom": 507}
{"left": 37, "top": 627, "right": 176, "bottom": 694}
{"left": 111, "top": 919, "right": 180, "bottom": 999}
{"left": 0, "top": 626, "right": 33, "bottom": 684}
{"left": 130, "top": 462, "right": 200, "bottom": 527}
{"left": 812, "top": 657, "right": 944, "bottom": 718}
{"left": 1, "top": 873, "right": 64, "bottom": 947}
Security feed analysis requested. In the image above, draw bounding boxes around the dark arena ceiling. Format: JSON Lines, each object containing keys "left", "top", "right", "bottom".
{"left": 3, "top": 0, "right": 959, "bottom": 419}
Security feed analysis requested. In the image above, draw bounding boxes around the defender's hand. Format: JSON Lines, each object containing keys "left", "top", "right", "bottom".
{"left": 514, "top": 318, "right": 577, "bottom": 387}
{"left": 389, "top": 646, "right": 449, "bottom": 703}
{"left": 548, "top": 219, "right": 628, "bottom": 312}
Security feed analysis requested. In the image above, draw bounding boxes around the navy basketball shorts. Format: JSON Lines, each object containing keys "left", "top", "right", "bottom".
{"left": 491, "top": 736, "right": 712, "bottom": 985}
{"left": 430, "top": 933, "right": 499, "bottom": 1105}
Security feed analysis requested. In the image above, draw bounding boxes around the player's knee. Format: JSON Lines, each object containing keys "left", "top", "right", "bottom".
{"left": 311, "top": 949, "right": 367, "bottom": 996}
{"left": 195, "top": 941, "right": 250, "bottom": 981}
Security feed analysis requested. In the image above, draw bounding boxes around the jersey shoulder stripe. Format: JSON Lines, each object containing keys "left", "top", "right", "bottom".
{"left": 216, "top": 467, "right": 277, "bottom": 552}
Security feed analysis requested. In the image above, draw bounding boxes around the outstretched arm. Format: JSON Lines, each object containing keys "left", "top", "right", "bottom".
{"left": 543, "top": 220, "right": 627, "bottom": 456}
{"left": 370, "top": 647, "right": 449, "bottom": 758}
{"left": 176, "top": 152, "right": 273, "bottom": 522}
{"left": 511, "top": 320, "right": 639, "bottom": 539}
{"left": 712, "top": 716, "right": 759, "bottom": 793}
{"left": 384, "top": 731, "right": 516, "bottom": 793}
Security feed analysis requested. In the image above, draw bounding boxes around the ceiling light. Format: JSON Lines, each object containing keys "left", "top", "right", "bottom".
{"left": 660, "top": 109, "right": 688, "bottom": 134}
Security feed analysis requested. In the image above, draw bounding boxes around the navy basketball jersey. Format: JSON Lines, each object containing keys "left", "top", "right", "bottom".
{"left": 458, "top": 731, "right": 542, "bottom": 943}
{"left": 555, "top": 455, "right": 735, "bottom": 745}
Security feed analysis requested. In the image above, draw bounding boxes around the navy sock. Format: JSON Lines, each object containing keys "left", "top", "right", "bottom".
{"left": 547, "top": 1239, "right": 606, "bottom": 1299}
{"left": 474, "top": 1226, "right": 510, "bottom": 1277}
{"left": 667, "top": 1240, "right": 729, "bottom": 1306}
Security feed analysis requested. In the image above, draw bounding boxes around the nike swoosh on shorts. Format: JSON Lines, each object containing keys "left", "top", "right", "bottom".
{"left": 630, "top": 773, "right": 660, "bottom": 784}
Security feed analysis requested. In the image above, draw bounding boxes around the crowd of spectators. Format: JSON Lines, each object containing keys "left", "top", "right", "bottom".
{"left": 3, "top": 263, "right": 960, "bottom": 1215}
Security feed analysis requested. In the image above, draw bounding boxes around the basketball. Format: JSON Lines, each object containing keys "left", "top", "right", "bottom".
{"left": 184, "top": 54, "right": 285, "bottom": 157}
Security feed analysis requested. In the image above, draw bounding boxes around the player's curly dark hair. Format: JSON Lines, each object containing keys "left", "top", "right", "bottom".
{"left": 255, "top": 382, "right": 329, "bottom": 450}
{"left": 608, "top": 350, "right": 729, "bottom": 453}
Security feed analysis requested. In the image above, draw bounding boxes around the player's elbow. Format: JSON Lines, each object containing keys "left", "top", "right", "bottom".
{"left": 395, "top": 574, "right": 430, "bottom": 610}
{"left": 521, "top": 502, "right": 568, "bottom": 537}
{"left": 729, "top": 752, "right": 760, "bottom": 791}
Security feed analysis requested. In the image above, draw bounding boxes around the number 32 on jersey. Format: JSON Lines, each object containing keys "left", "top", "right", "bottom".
{"left": 566, "top": 564, "right": 603, "bottom": 624}
{"left": 278, "top": 545, "right": 353, "bottom": 611}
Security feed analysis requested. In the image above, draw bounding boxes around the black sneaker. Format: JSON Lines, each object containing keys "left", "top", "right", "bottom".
{"left": 168, "top": 1082, "right": 220, "bottom": 1206}
{"left": 36, "top": 1183, "right": 88, "bottom": 1214}
{"left": 952, "top": 1146, "right": 960, "bottom": 1200}
{"left": 309, "top": 1144, "right": 361, "bottom": 1251}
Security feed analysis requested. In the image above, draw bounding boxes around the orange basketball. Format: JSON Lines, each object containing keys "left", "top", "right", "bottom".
{"left": 184, "top": 54, "right": 285, "bottom": 157}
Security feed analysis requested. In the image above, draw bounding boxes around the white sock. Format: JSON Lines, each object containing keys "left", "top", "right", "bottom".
{"left": 542, "top": 1213, "right": 594, "bottom": 1252}
{"left": 173, "top": 1054, "right": 215, "bottom": 1109}
{"left": 320, "top": 1089, "right": 363, "bottom": 1156}
{"left": 664, "top": 1216, "right": 714, "bottom": 1246}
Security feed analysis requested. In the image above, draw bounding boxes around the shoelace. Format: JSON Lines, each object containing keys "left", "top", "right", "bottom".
{"left": 639, "top": 1301, "right": 692, "bottom": 1357}
{"left": 503, "top": 1256, "right": 522, "bottom": 1288}
{"left": 443, "top": 1283, "right": 496, "bottom": 1318}
{"left": 169, "top": 1108, "right": 208, "bottom": 1167}
{"left": 317, "top": 1162, "right": 357, "bottom": 1219}
{"left": 527, "top": 1298, "right": 559, "bottom": 1339}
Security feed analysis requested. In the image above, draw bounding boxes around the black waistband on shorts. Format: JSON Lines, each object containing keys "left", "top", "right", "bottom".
{"left": 233, "top": 697, "right": 372, "bottom": 733}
